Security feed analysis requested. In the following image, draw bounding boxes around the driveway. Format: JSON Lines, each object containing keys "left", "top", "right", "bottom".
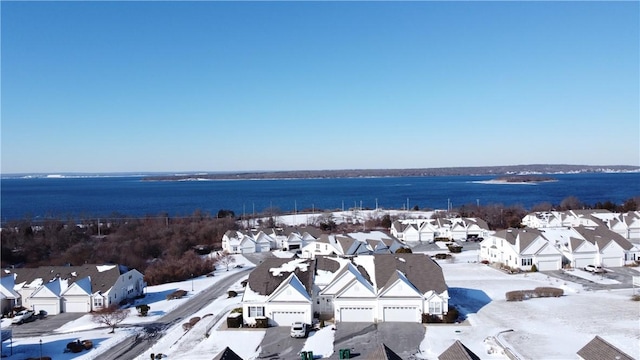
{"left": 10, "top": 313, "right": 85, "bottom": 338}
{"left": 329, "top": 322, "right": 425, "bottom": 359}
{"left": 544, "top": 266, "right": 638, "bottom": 291}
{"left": 258, "top": 325, "right": 305, "bottom": 359}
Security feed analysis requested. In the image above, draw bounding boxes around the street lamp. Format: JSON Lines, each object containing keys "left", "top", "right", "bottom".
{"left": 39, "top": 339, "right": 42, "bottom": 360}
{"left": 191, "top": 274, "right": 194, "bottom": 292}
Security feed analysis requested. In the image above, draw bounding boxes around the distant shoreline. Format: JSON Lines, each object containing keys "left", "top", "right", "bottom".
{"left": 140, "top": 165, "right": 639, "bottom": 182}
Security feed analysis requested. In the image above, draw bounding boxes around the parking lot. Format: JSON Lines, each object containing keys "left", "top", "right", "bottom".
{"left": 258, "top": 322, "right": 425, "bottom": 359}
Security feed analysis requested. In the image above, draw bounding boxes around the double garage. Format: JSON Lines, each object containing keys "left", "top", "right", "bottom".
{"left": 338, "top": 306, "right": 420, "bottom": 323}
{"left": 270, "top": 311, "right": 306, "bottom": 327}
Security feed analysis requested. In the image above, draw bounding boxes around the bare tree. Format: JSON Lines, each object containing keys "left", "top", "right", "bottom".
{"left": 91, "top": 305, "right": 129, "bottom": 333}
{"left": 217, "top": 250, "right": 236, "bottom": 271}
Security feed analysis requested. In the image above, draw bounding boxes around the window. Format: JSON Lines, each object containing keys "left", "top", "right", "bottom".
{"left": 94, "top": 297, "right": 103, "bottom": 308}
{"left": 521, "top": 258, "right": 532, "bottom": 266}
{"left": 249, "top": 306, "right": 264, "bottom": 317}
{"left": 429, "top": 301, "right": 441, "bottom": 314}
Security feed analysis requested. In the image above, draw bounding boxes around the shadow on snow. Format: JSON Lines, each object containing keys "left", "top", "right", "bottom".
{"left": 448, "top": 287, "right": 492, "bottom": 320}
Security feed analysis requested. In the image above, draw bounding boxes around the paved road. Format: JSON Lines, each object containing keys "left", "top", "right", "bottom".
{"left": 95, "top": 268, "right": 251, "bottom": 360}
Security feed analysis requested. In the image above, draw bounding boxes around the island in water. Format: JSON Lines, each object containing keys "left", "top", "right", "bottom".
{"left": 492, "top": 175, "right": 557, "bottom": 183}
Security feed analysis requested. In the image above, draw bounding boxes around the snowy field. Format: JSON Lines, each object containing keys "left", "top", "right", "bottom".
{"left": 3, "top": 247, "right": 639, "bottom": 360}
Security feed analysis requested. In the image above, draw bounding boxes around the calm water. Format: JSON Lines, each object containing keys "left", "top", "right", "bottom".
{"left": 1, "top": 173, "right": 638, "bottom": 222}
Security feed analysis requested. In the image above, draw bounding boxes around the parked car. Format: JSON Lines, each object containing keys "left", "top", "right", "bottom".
{"left": 37, "top": 310, "right": 48, "bottom": 319}
{"left": 584, "top": 265, "right": 605, "bottom": 273}
{"left": 290, "top": 322, "right": 307, "bottom": 338}
{"left": 11, "top": 310, "right": 35, "bottom": 325}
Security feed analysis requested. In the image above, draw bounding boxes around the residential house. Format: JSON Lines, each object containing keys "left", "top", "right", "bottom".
{"left": 479, "top": 228, "right": 563, "bottom": 271}
{"left": 6, "top": 264, "right": 145, "bottom": 315}
{"left": 391, "top": 218, "right": 489, "bottom": 242}
{"left": 573, "top": 226, "right": 639, "bottom": 267}
{"left": 577, "top": 335, "right": 635, "bottom": 360}
{"left": 601, "top": 211, "right": 640, "bottom": 241}
{"left": 0, "top": 275, "right": 21, "bottom": 315}
{"left": 299, "top": 233, "right": 404, "bottom": 259}
{"left": 222, "top": 231, "right": 257, "bottom": 254}
{"left": 212, "top": 346, "right": 243, "bottom": 360}
{"left": 242, "top": 253, "right": 449, "bottom": 326}
{"left": 365, "top": 343, "right": 403, "bottom": 360}
{"left": 522, "top": 210, "right": 610, "bottom": 229}
{"left": 438, "top": 340, "right": 481, "bottom": 360}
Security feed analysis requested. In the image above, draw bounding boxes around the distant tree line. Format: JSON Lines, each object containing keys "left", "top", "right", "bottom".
{"left": 454, "top": 196, "right": 639, "bottom": 230}
{"left": 1, "top": 197, "right": 638, "bottom": 284}
{"left": 0, "top": 210, "right": 238, "bottom": 285}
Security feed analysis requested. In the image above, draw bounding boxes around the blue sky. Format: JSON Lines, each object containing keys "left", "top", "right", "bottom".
{"left": 2, "top": 1, "right": 638, "bottom": 174}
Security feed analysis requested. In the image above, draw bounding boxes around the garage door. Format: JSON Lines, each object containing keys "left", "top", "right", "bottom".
{"left": 33, "top": 303, "right": 59, "bottom": 316}
{"left": 339, "top": 307, "right": 373, "bottom": 322}
{"left": 383, "top": 306, "right": 418, "bottom": 322}
{"left": 271, "top": 311, "right": 305, "bottom": 326}
{"left": 64, "top": 299, "right": 90, "bottom": 313}
{"left": 601, "top": 257, "right": 620, "bottom": 267}
{"left": 574, "top": 258, "right": 592, "bottom": 269}
{"left": 536, "top": 260, "right": 558, "bottom": 271}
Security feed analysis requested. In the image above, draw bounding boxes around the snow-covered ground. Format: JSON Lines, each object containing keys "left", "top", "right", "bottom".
{"left": 3, "top": 247, "right": 639, "bottom": 360}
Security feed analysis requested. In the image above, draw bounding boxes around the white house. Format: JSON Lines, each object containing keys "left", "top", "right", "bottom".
{"left": 7, "top": 264, "right": 145, "bottom": 314}
{"left": 0, "top": 275, "right": 21, "bottom": 315}
{"left": 391, "top": 217, "right": 489, "bottom": 242}
{"left": 601, "top": 211, "right": 640, "bottom": 241}
{"left": 573, "top": 226, "right": 639, "bottom": 267}
{"left": 222, "top": 231, "right": 258, "bottom": 254}
{"left": 479, "top": 228, "right": 563, "bottom": 271}
{"left": 242, "top": 253, "right": 449, "bottom": 326}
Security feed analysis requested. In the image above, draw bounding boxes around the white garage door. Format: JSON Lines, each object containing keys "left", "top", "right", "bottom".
{"left": 64, "top": 299, "right": 89, "bottom": 313}
{"left": 339, "top": 307, "right": 374, "bottom": 322}
{"left": 383, "top": 306, "right": 418, "bottom": 322}
{"left": 271, "top": 311, "right": 305, "bottom": 326}
{"left": 33, "top": 303, "right": 59, "bottom": 316}
{"left": 537, "top": 260, "right": 558, "bottom": 271}
{"left": 601, "top": 257, "right": 620, "bottom": 267}
{"left": 574, "top": 258, "right": 592, "bottom": 269}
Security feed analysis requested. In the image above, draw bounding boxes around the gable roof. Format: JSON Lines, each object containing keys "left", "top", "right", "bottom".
{"left": 577, "top": 336, "right": 634, "bottom": 360}
{"left": 575, "top": 226, "right": 633, "bottom": 251}
{"left": 438, "top": 340, "right": 481, "bottom": 360}
{"left": 212, "top": 346, "right": 243, "bottom": 360}
{"left": 6, "top": 264, "right": 139, "bottom": 296}
{"left": 372, "top": 254, "right": 447, "bottom": 294}
{"left": 365, "top": 343, "right": 403, "bottom": 360}
{"left": 246, "top": 257, "right": 315, "bottom": 296}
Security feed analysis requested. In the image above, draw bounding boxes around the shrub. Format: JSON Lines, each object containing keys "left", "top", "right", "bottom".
{"left": 422, "top": 313, "right": 442, "bottom": 323}
{"left": 182, "top": 323, "right": 193, "bottom": 331}
{"left": 228, "top": 290, "right": 237, "bottom": 298}
{"left": 447, "top": 244, "right": 463, "bottom": 253}
{"left": 435, "top": 253, "right": 450, "bottom": 260}
{"left": 506, "top": 287, "right": 563, "bottom": 301}
{"left": 136, "top": 304, "right": 150, "bottom": 316}
{"left": 231, "top": 307, "right": 242, "bottom": 314}
{"left": 481, "top": 260, "right": 490, "bottom": 265}
{"left": 530, "top": 264, "right": 538, "bottom": 272}
{"left": 443, "top": 306, "right": 459, "bottom": 323}
{"left": 534, "top": 287, "right": 563, "bottom": 298}
{"left": 506, "top": 290, "right": 527, "bottom": 301}
{"left": 189, "top": 316, "right": 201, "bottom": 326}
{"left": 631, "top": 294, "right": 640, "bottom": 301}
{"left": 395, "top": 247, "right": 412, "bottom": 253}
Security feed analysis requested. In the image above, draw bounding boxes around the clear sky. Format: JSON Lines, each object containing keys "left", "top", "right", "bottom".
{"left": 2, "top": 1, "right": 638, "bottom": 174}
